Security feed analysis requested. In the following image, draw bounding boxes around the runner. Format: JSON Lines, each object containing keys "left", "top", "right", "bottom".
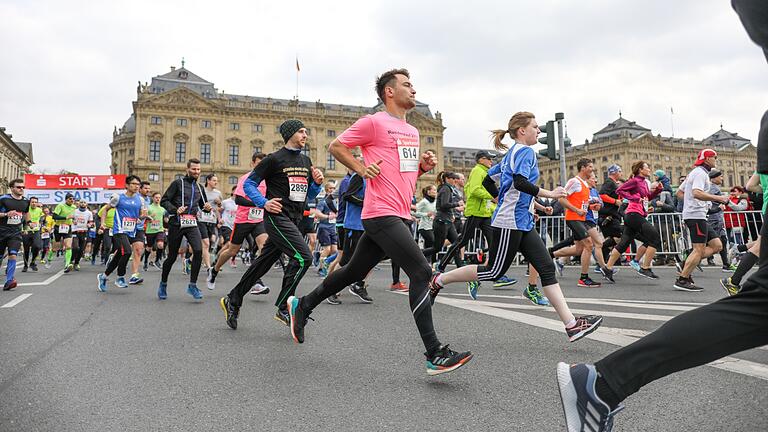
{"left": 217, "top": 187, "right": 237, "bottom": 267}
{"left": 598, "top": 165, "right": 625, "bottom": 264}
{"left": 52, "top": 193, "right": 77, "bottom": 273}
{"left": 219, "top": 119, "right": 323, "bottom": 328}
{"left": 144, "top": 192, "right": 167, "bottom": 270}
{"left": 97, "top": 202, "right": 116, "bottom": 266}
{"left": 281, "top": 69, "right": 472, "bottom": 376}
{"left": 70, "top": 199, "right": 94, "bottom": 271}
{"left": 40, "top": 207, "right": 54, "bottom": 267}
{"left": 0, "top": 179, "right": 30, "bottom": 291}
{"left": 97, "top": 175, "right": 146, "bottom": 292}
{"left": 429, "top": 111, "right": 602, "bottom": 343}
{"left": 159, "top": 158, "right": 212, "bottom": 300}
{"left": 420, "top": 171, "right": 464, "bottom": 268}
{"left": 21, "top": 197, "right": 43, "bottom": 272}
{"left": 336, "top": 170, "right": 373, "bottom": 303}
{"left": 327, "top": 168, "right": 353, "bottom": 276}
{"left": 314, "top": 182, "right": 338, "bottom": 277}
{"left": 412, "top": 185, "right": 436, "bottom": 289}
{"left": 199, "top": 174, "right": 222, "bottom": 270}
{"left": 206, "top": 152, "right": 269, "bottom": 293}
{"left": 551, "top": 158, "right": 601, "bottom": 287}
{"left": 673, "top": 149, "right": 730, "bottom": 292}
{"left": 128, "top": 181, "right": 152, "bottom": 284}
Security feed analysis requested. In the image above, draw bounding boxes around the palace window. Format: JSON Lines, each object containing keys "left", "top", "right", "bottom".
{"left": 175, "top": 142, "right": 186, "bottom": 162}
{"left": 200, "top": 143, "right": 211, "bottom": 164}
{"left": 327, "top": 129, "right": 336, "bottom": 138}
{"left": 602, "top": 156, "right": 608, "bottom": 162}
{"left": 614, "top": 154, "right": 620, "bottom": 160}
{"left": 201, "top": 120, "right": 212, "bottom": 129}
{"left": 228, "top": 145, "right": 239, "bottom": 165}
{"left": 253, "top": 124, "right": 263, "bottom": 133}
{"left": 426, "top": 137, "right": 434, "bottom": 144}
{"left": 149, "top": 140, "right": 161, "bottom": 162}
{"left": 176, "top": 118, "right": 188, "bottom": 127}
{"left": 150, "top": 116, "right": 162, "bottom": 125}
{"left": 252, "top": 145, "right": 262, "bottom": 155}
{"left": 229, "top": 122, "right": 240, "bottom": 131}
{"left": 327, "top": 152, "right": 336, "bottom": 170}
{"left": 229, "top": 176, "right": 238, "bottom": 185}
{"left": 148, "top": 173, "right": 159, "bottom": 182}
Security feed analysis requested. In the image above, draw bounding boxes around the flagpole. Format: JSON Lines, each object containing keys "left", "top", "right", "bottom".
{"left": 295, "top": 56, "right": 299, "bottom": 100}
{"left": 670, "top": 107, "right": 675, "bottom": 138}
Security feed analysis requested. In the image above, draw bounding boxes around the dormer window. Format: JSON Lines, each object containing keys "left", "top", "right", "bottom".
{"left": 179, "top": 71, "right": 188, "bottom": 79}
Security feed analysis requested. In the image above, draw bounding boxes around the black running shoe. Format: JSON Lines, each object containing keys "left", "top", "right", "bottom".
{"left": 673, "top": 277, "right": 703, "bottom": 292}
{"left": 637, "top": 268, "right": 659, "bottom": 279}
{"left": 577, "top": 277, "right": 601, "bottom": 288}
{"left": 326, "top": 294, "right": 342, "bottom": 305}
{"left": 599, "top": 267, "right": 615, "bottom": 283}
{"left": 557, "top": 362, "right": 624, "bottom": 432}
{"left": 349, "top": 283, "right": 373, "bottom": 303}
{"left": 30, "top": 263, "right": 38, "bottom": 272}
{"left": 274, "top": 308, "right": 290, "bottom": 326}
{"left": 287, "top": 296, "right": 313, "bottom": 344}
{"left": 566, "top": 315, "right": 603, "bottom": 342}
{"left": 21, "top": 265, "right": 27, "bottom": 273}
{"left": 428, "top": 273, "right": 444, "bottom": 304}
{"left": 425, "top": 344, "right": 473, "bottom": 376}
{"left": 219, "top": 296, "right": 239, "bottom": 330}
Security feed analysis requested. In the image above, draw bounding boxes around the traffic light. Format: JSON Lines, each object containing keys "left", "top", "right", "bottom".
{"left": 538, "top": 120, "right": 558, "bottom": 160}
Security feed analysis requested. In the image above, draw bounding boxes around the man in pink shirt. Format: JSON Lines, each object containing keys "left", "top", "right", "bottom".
{"left": 206, "top": 152, "right": 269, "bottom": 291}
{"left": 286, "top": 68, "right": 473, "bottom": 376}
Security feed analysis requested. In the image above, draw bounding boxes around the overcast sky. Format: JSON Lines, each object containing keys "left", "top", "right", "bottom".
{"left": 1, "top": 0, "right": 765, "bottom": 174}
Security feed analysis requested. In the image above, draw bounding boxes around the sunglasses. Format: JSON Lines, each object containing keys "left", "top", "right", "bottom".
{"left": 14, "top": 185, "right": 25, "bottom": 189}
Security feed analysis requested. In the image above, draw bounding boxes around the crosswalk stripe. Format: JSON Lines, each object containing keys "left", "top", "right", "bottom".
{"left": 442, "top": 293, "right": 699, "bottom": 311}
{"left": 1, "top": 293, "right": 32, "bottom": 308}
{"left": 453, "top": 298, "right": 675, "bottom": 322}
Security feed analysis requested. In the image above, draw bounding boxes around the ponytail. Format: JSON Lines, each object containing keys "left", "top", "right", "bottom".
{"left": 492, "top": 111, "right": 536, "bottom": 151}
{"left": 491, "top": 129, "right": 509, "bottom": 151}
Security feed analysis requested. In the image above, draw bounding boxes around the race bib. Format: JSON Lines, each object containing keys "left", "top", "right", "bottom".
{"left": 58, "top": 224, "right": 70, "bottom": 234}
{"left": 149, "top": 220, "right": 162, "bottom": 231}
{"left": 198, "top": 211, "right": 216, "bottom": 223}
{"left": 28, "top": 221, "right": 39, "bottom": 230}
{"left": 288, "top": 177, "right": 308, "bottom": 202}
{"left": 7, "top": 214, "right": 22, "bottom": 225}
{"left": 121, "top": 217, "right": 137, "bottom": 232}
{"left": 592, "top": 209, "right": 599, "bottom": 220}
{"left": 180, "top": 214, "right": 197, "bottom": 227}
{"left": 328, "top": 214, "right": 336, "bottom": 224}
{"left": 41, "top": 231, "right": 50, "bottom": 239}
{"left": 397, "top": 139, "right": 419, "bottom": 172}
{"left": 247, "top": 207, "right": 264, "bottom": 221}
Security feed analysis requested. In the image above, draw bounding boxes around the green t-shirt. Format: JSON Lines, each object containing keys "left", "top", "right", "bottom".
{"left": 146, "top": 204, "right": 166, "bottom": 234}
{"left": 759, "top": 174, "right": 768, "bottom": 214}
{"left": 53, "top": 203, "right": 76, "bottom": 226}
{"left": 26, "top": 207, "right": 43, "bottom": 232}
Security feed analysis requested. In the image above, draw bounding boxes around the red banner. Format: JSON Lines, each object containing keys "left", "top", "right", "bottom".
{"left": 24, "top": 174, "right": 126, "bottom": 190}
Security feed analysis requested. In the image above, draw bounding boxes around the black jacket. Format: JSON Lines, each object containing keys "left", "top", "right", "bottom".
{"left": 161, "top": 176, "right": 209, "bottom": 225}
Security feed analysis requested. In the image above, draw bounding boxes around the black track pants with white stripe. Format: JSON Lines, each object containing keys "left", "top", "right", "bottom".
{"left": 301, "top": 216, "right": 441, "bottom": 354}
{"left": 478, "top": 226, "right": 558, "bottom": 286}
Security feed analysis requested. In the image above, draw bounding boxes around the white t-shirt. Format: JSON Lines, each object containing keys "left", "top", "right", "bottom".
{"left": 681, "top": 166, "right": 711, "bottom": 220}
{"left": 220, "top": 198, "right": 237, "bottom": 229}
{"left": 72, "top": 208, "right": 93, "bottom": 232}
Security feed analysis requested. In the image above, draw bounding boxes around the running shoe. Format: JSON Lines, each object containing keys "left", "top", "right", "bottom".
{"left": 29, "top": 263, "right": 38, "bottom": 272}
{"left": 249, "top": 281, "right": 270, "bottom": 295}
{"left": 523, "top": 284, "right": 550, "bottom": 306}
{"left": 720, "top": 277, "right": 740, "bottom": 296}
{"left": 128, "top": 273, "right": 143, "bottom": 285}
{"left": 206, "top": 268, "right": 217, "bottom": 290}
{"left": 184, "top": 258, "right": 192, "bottom": 275}
{"left": 157, "top": 282, "right": 168, "bottom": 300}
{"left": 637, "top": 268, "right": 659, "bottom": 279}
{"left": 317, "top": 266, "right": 328, "bottom": 278}
{"left": 727, "top": 244, "right": 740, "bottom": 264}
{"left": 274, "top": 308, "right": 290, "bottom": 326}
{"left": 554, "top": 258, "right": 565, "bottom": 276}
{"left": 492, "top": 275, "right": 517, "bottom": 288}
{"left": 722, "top": 264, "right": 737, "bottom": 272}
{"left": 466, "top": 281, "right": 479, "bottom": 300}
{"left": 115, "top": 277, "right": 128, "bottom": 289}
{"left": 425, "top": 344, "right": 473, "bottom": 376}
{"left": 44, "top": 261, "right": 51, "bottom": 269}
{"left": 3, "top": 279, "right": 17, "bottom": 291}
{"left": 599, "top": 267, "right": 615, "bottom": 283}
{"left": 75, "top": 264, "right": 81, "bottom": 271}
{"left": 349, "top": 283, "right": 373, "bottom": 303}
{"left": 428, "top": 273, "right": 444, "bottom": 304}
{"left": 593, "top": 264, "right": 602, "bottom": 274}
{"left": 577, "top": 277, "right": 601, "bottom": 288}
{"left": 566, "top": 315, "right": 603, "bottom": 342}
{"left": 326, "top": 294, "right": 342, "bottom": 305}
{"left": 556, "top": 362, "right": 624, "bottom": 432}
{"left": 628, "top": 259, "right": 641, "bottom": 272}
{"left": 287, "top": 296, "right": 313, "bottom": 344}
{"left": 230, "top": 259, "right": 238, "bottom": 269}
{"left": 673, "top": 276, "right": 703, "bottom": 292}
{"left": 312, "top": 251, "right": 321, "bottom": 268}
{"left": 64, "top": 263, "right": 73, "bottom": 273}
{"left": 151, "top": 261, "right": 163, "bottom": 271}
{"left": 390, "top": 282, "right": 408, "bottom": 292}
{"left": 187, "top": 283, "right": 203, "bottom": 300}
{"left": 97, "top": 273, "right": 107, "bottom": 292}
{"left": 220, "top": 296, "right": 239, "bottom": 330}
{"left": 21, "top": 264, "right": 27, "bottom": 273}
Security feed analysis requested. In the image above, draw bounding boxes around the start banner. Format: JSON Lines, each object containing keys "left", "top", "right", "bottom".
{"left": 24, "top": 174, "right": 126, "bottom": 190}
{"left": 26, "top": 189, "right": 122, "bottom": 205}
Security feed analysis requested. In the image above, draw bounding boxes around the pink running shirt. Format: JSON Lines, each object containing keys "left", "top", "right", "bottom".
{"left": 337, "top": 111, "right": 420, "bottom": 220}
{"left": 234, "top": 172, "right": 267, "bottom": 224}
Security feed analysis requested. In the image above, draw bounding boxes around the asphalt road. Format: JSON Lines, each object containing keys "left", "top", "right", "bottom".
{"left": 1, "top": 258, "right": 766, "bottom": 431}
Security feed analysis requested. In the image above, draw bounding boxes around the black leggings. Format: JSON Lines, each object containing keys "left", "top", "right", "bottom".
{"left": 71, "top": 231, "right": 88, "bottom": 266}
{"left": 615, "top": 212, "right": 661, "bottom": 252}
{"left": 438, "top": 216, "right": 493, "bottom": 272}
{"left": 422, "top": 219, "right": 460, "bottom": 267}
{"left": 478, "top": 226, "right": 557, "bottom": 286}
{"left": 22, "top": 232, "right": 42, "bottom": 265}
{"left": 104, "top": 233, "right": 131, "bottom": 277}
{"left": 301, "top": 216, "right": 440, "bottom": 354}
{"left": 101, "top": 233, "right": 113, "bottom": 263}
{"left": 418, "top": 229, "right": 435, "bottom": 262}
{"left": 161, "top": 225, "right": 203, "bottom": 284}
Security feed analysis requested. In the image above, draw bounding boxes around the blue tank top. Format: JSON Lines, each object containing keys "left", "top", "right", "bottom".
{"left": 112, "top": 193, "right": 144, "bottom": 236}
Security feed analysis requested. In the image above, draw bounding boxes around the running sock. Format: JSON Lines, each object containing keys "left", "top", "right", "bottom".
{"left": 47, "top": 250, "right": 55, "bottom": 261}
{"left": 435, "top": 274, "right": 445, "bottom": 287}
{"left": 143, "top": 250, "right": 151, "bottom": 265}
{"left": 565, "top": 319, "right": 577, "bottom": 328}
{"left": 737, "top": 244, "right": 749, "bottom": 253}
{"left": 580, "top": 273, "right": 588, "bottom": 280}
{"left": 324, "top": 253, "right": 337, "bottom": 264}
{"left": 732, "top": 252, "right": 758, "bottom": 286}
{"left": 65, "top": 249, "right": 72, "bottom": 266}
{"left": 6, "top": 258, "right": 16, "bottom": 282}
{"left": 594, "top": 374, "right": 622, "bottom": 410}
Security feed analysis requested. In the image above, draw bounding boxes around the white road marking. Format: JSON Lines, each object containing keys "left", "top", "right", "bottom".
{"left": 444, "top": 293, "right": 703, "bottom": 310}
{"left": 451, "top": 298, "right": 675, "bottom": 322}
{"left": 403, "top": 292, "right": 768, "bottom": 381}
{"left": 18, "top": 270, "right": 65, "bottom": 287}
{"left": 1, "top": 293, "right": 33, "bottom": 308}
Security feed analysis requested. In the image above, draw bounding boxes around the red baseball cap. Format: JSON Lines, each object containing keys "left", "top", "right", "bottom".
{"left": 694, "top": 148, "right": 717, "bottom": 166}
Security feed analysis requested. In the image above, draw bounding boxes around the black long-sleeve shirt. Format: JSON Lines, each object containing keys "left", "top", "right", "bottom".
{"left": 435, "top": 183, "right": 459, "bottom": 222}
{"left": 161, "top": 175, "right": 209, "bottom": 226}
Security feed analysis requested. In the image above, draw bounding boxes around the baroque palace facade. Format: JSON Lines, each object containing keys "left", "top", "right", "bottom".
{"left": 0, "top": 126, "right": 34, "bottom": 194}
{"left": 111, "top": 65, "right": 445, "bottom": 194}
{"left": 444, "top": 116, "right": 756, "bottom": 190}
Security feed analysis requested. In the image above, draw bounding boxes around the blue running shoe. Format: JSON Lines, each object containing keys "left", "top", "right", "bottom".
{"left": 184, "top": 258, "right": 192, "bottom": 275}
{"left": 187, "top": 283, "right": 203, "bottom": 300}
{"left": 628, "top": 259, "right": 641, "bottom": 272}
{"left": 492, "top": 275, "right": 517, "bottom": 288}
{"left": 312, "top": 251, "right": 320, "bottom": 268}
{"left": 467, "top": 281, "right": 479, "bottom": 300}
{"left": 115, "top": 277, "right": 128, "bottom": 288}
{"left": 157, "top": 282, "right": 168, "bottom": 300}
{"left": 317, "top": 266, "right": 328, "bottom": 277}
{"left": 554, "top": 258, "right": 565, "bottom": 276}
{"left": 556, "top": 362, "right": 624, "bottom": 432}
{"left": 128, "top": 273, "right": 143, "bottom": 285}
{"left": 97, "top": 273, "right": 107, "bottom": 292}
{"left": 523, "top": 284, "right": 550, "bottom": 306}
